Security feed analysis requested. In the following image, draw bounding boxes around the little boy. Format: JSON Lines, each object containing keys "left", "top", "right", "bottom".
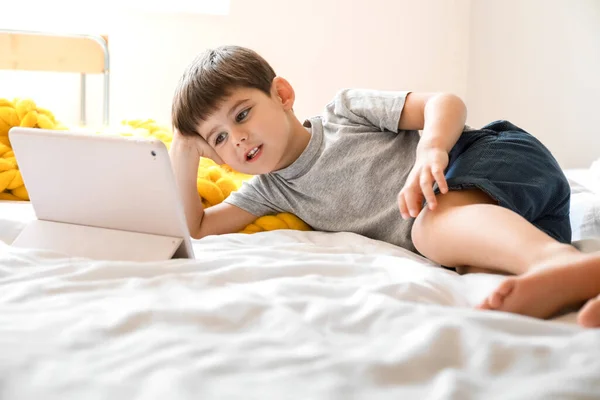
{"left": 169, "top": 45, "right": 600, "bottom": 328}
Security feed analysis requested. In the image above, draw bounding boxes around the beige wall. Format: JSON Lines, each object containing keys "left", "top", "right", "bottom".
{"left": 1, "top": 0, "right": 471, "bottom": 127}
{"left": 466, "top": 0, "right": 600, "bottom": 168}
{"left": 2, "top": 0, "right": 599, "bottom": 168}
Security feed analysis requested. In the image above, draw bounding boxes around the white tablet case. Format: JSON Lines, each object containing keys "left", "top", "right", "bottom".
{"left": 8, "top": 127, "right": 195, "bottom": 262}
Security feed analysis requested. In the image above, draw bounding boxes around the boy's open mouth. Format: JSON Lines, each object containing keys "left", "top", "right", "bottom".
{"left": 246, "top": 145, "right": 262, "bottom": 162}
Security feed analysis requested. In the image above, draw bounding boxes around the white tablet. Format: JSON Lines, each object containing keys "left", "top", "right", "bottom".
{"left": 8, "top": 127, "right": 195, "bottom": 261}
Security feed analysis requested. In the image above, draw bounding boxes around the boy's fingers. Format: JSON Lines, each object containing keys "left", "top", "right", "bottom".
{"left": 403, "top": 188, "right": 422, "bottom": 218}
{"left": 419, "top": 169, "right": 436, "bottom": 210}
{"left": 197, "top": 138, "right": 225, "bottom": 164}
{"left": 397, "top": 192, "right": 410, "bottom": 219}
{"left": 432, "top": 166, "right": 448, "bottom": 194}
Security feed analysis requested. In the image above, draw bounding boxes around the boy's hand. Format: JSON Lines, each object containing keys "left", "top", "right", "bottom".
{"left": 172, "top": 129, "right": 223, "bottom": 164}
{"left": 398, "top": 147, "right": 449, "bottom": 219}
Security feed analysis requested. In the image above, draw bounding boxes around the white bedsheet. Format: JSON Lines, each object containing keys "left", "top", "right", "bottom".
{"left": 1, "top": 200, "right": 600, "bottom": 399}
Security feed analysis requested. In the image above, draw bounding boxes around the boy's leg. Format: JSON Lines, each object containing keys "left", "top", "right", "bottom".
{"left": 411, "top": 188, "right": 600, "bottom": 323}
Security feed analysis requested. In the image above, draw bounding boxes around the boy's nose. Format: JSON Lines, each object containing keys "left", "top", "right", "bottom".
{"left": 233, "top": 130, "right": 249, "bottom": 146}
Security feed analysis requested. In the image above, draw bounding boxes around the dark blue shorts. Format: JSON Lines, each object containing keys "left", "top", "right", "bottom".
{"left": 434, "top": 120, "right": 572, "bottom": 244}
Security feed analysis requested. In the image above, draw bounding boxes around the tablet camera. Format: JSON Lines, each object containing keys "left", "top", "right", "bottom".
{"left": 151, "top": 150, "right": 157, "bottom": 157}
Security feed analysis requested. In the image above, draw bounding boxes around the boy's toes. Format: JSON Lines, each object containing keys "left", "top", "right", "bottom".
{"left": 577, "top": 295, "right": 600, "bottom": 328}
{"left": 476, "top": 278, "right": 517, "bottom": 311}
{"left": 476, "top": 297, "right": 493, "bottom": 310}
{"left": 496, "top": 277, "right": 517, "bottom": 296}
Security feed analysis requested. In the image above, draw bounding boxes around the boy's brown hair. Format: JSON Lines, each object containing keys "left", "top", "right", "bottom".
{"left": 172, "top": 45, "right": 276, "bottom": 137}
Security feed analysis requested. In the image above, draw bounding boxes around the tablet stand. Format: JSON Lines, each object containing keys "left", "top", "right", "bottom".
{"left": 11, "top": 220, "right": 184, "bottom": 262}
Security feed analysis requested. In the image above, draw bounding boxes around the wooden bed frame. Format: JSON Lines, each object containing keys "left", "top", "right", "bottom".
{"left": 0, "top": 29, "right": 110, "bottom": 126}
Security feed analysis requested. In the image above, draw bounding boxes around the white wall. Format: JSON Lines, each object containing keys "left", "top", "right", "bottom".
{"left": 466, "top": 0, "right": 600, "bottom": 168}
{"left": 1, "top": 0, "right": 471, "bottom": 129}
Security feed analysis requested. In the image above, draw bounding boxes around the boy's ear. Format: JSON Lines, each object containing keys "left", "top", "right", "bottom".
{"left": 272, "top": 76, "right": 295, "bottom": 111}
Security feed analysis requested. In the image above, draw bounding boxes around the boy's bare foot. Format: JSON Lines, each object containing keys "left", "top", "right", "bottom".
{"left": 476, "top": 252, "right": 600, "bottom": 324}
{"left": 578, "top": 295, "right": 600, "bottom": 328}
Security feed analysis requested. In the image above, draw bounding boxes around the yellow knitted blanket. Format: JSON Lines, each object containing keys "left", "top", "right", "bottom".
{"left": 0, "top": 98, "right": 311, "bottom": 234}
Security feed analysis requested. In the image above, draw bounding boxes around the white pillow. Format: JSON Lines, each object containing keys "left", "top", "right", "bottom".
{"left": 566, "top": 169, "right": 600, "bottom": 242}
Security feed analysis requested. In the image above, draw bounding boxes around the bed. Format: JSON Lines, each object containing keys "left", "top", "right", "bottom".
{"left": 3, "top": 27, "right": 600, "bottom": 400}
{"left": 1, "top": 168, "right": 600, "bottom": 399}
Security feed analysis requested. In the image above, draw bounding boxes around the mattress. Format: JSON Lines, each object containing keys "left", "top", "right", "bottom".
{"left": 1, "top": 170, "right": 600, "bottom": 399}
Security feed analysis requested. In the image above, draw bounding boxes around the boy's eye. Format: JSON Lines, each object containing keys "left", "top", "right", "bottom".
{"left": 215, "top": 132, "right": 227, "bottom": 145}
{"left": 235, "top": 108, "right": 250, "bottom": 123}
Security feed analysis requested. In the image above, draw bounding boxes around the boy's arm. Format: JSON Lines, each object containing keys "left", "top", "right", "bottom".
{"left": 169, "top": 131, "right": 257, "bottom": 239}
{"left": 398, "top": 92, "right": 467, "bottom": 152}
{"left": 396, "top": 92, "right": 467, "bottom": 219}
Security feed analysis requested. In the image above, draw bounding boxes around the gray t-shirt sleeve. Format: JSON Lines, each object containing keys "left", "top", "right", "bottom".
{"left": 326, "top": 88, "right": 411, "bottom": 133}
{"left": 223, "top": 175, "right": 284, "bottom": 217}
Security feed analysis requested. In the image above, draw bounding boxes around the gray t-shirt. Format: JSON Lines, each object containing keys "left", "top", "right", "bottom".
{"left": 224, "top": 89, "right": 421, "bottom": 252}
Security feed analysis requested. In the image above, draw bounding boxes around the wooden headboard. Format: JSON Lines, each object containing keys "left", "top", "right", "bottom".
{"left": 0, "top": 31, "right": 108, "bottom": 73}
{"left": 0, "top": 30, "right": 110, "bottom": 126}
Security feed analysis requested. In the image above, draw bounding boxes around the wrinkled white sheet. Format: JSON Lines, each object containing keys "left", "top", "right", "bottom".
{"left": 2, "top": 200, "right": 600, "bottom": 399}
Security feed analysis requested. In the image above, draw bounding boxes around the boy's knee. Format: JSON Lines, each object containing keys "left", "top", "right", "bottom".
{"left": 410, "top": 194, "right": 454, "bottom": 256}
{"left": 411, "top": 208, "right": 434, "bottom": 257}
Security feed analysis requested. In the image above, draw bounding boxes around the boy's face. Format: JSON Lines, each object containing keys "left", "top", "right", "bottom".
{"left": 196, "top": 81, "right": 297, "bottom": 175}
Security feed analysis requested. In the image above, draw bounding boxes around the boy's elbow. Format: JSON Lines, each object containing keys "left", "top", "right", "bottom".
{"left": 190, "top": 218, "right": 220, "bottom": 240}
{"left": 442, "top": 93, "right": 466, "bottom": 111}
{"left": 430, "top": 92, "right": 465, "bottom": 107}
{"left": 191, "top": 225, "right": 223, "bottom": 240}
{"left": 425, "top": 93, "right": 467, "bottom": 121}
{"left": 189, "top": 229, "right": 203, "bottom": 240}
{"left": 188, "top": 215, "right": 206, "bottom": 240}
